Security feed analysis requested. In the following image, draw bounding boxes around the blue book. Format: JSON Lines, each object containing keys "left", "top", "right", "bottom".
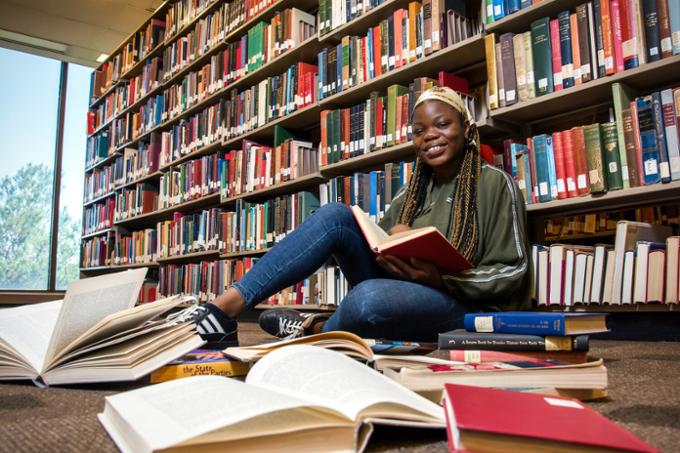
{"left": 520, "top": 0, "right": 531, "bottom": 8}
{"left": 669, "top": 0, "right": 680, "bottom": 55}
{"left": 317, "top": 49, "right": 326, "bottom": 100}
{"left": 369, "top": 170, "right": 378, "bottom": 221}
{"left": 493, "top": 0, "right": 506, "bottom": 20}
{"left": 367, "top": 30, "right": 374, "bottom": 80}
{"left": 521, "top": 146, "right": 533, "bottom": 204}
{"left": 651, "top": 91, "right": 671, "bottom": 183}
{"left": 505, "top": 0, "right": 520, "bottom": 15}
{"left": 531, "top": 135, "right": 553, "bottom": 203}
{"left": 336, "top": 43, "right": 343, "bottom": 94}
{"left": 557, "top": 11, "right": 574, "bottom": 88}
{"left": 463, "top": 312, "right": 609, "bottom": 336}
{"left": 636, "top": 96, "right": 662, "bottom": 185}
{"left": 545, "top": 134, "right": 558, "bottom": 200}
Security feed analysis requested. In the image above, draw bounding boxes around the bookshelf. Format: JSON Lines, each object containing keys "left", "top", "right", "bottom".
{"left": 80, "top": 0, "right": 680, "bottom": 314}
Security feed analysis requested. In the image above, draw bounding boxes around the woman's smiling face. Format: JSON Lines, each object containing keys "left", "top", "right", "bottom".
{"left": 411, "top": 100, "right": 466, "bottom": 179}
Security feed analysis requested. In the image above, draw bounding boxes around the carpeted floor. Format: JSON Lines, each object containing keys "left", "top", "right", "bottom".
{"left": 1, "top": 323, "right": 679, "bottom": 453}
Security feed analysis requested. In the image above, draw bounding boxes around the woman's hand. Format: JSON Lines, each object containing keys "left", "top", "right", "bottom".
{"left": 376, "top": 255, "right": 445, "bottom": 290}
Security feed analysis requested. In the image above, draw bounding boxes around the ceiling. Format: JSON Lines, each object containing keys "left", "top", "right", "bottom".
{"left": 0, "top": 0, "right": 164, "bottom": 67}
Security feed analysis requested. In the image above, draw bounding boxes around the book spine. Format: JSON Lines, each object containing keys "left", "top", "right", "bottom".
{"left": 651, "top": 91, "right": 672, "bottom": 182}
{"left": 485, "top": 34, "right": 499, "bottom": 109}
{"left": 523, "top": 31, "right": 536, "bottom": 99}
{"left": 438, "top": 333, "right": 590, "bottom": 351}
{"left": 551, "top": 131, "right": 568, "bottom": 199}
{"left": 531, "top": 18, "right": 554, "bottom": 97}
{"left": 513, "top": 33, "right": 528, "bottom": 102}
{"left": 637, "top": 96, "right": 663, "bottom": 185}
{"left": 500, "top": 33, "right": 518, "bottom": 106}
{"left": 642, "top": 0, "right": 662, "bottom": 61}
{"left": 558, "top": 11, "right": 575, "bottom": 88}
{"left": 601, "top": 0, "right": 616, "bottom": 74}
{"left": 562, "top": 128, "right": 580, "bottom": 197}
{"left": 496, "top": 42, "right": 506, "bottom": 107}
{"left": 593, "top": 0, "right": 607, "bottom": 77}
{"left": 657, "top": 0, "right": 673, "bottom": 58}
{"left": 601, "top": 122, "right": 624, "bottom": 190}
{"left": 464, "top": 313, "right": 570, "bottom": 335}
{"left": 549, "top": 18, "right": 564, "bottom": 91}
{"left": 661, "top": 88, "right": 680, "bottom": 180}
{"left": 584, "top": 123, "right": 607, "bottom": 193}
{"left": 576, "top": 5, "right": 593, "bottom": 82}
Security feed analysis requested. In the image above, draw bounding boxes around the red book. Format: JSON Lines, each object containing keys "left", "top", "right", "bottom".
{"left": 611, "top": 0, "right": 625, "bottom": 73}
{"left": 373, "top": 26, "right": 382, "bottom": 77}
{"left": 443, "top": 384, "right": 659, "bottom": 453}
{"left": 351, "top": 205, "right": 473, "bottom": 273}
{"left": 394, "top": 9, "right": 403, "bottom": 68}
{"left": 570, "top": 126, "right": 591, "bottom": 195}
{"left": 561, "top": 129, "right": 579, "bottom": 198}
{"left": 437, "top": 71, "right": 469, "bottom": 94}
{"left": 600, "top": 0, "right": 615, "bottom": 75}
{"left": 551, "top": 131, "right": 568, "bottom": 199}
{"left": 549, "top": 19, "right": 563, "bottom": 91}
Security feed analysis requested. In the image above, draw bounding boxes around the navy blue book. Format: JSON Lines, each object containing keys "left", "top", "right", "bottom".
{"left": 463, "top": 312, "right": 609, "bottom": 336}
{"left": 557, "top": 11, "right": 574, "bottom": 88}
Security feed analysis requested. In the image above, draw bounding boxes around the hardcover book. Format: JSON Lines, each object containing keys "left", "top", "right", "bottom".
{"left": 351, "top": 205, "right": 473, "bottom": 273}
{"left": 149, "top": 349, "right": 251, "bottom": 383}
{"left": 442, "top": 384, "right": 658, "bottom": 453}
{"left": 463, "top": 312, "right": 608, "bottom": 336}
{"left": 438, "top": 329, "right": 590, "bottom": 351}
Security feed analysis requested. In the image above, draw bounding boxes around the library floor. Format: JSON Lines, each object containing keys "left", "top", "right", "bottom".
{"left": 1, "top": 323, "right": 680, "bottom": 453}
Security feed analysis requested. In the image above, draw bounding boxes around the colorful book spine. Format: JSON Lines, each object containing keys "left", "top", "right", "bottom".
{"left": 636, "top": 96, "right": 662, "bottom": 185}
{"left": 463, "top": 312, "right": 606, "bottom": 336}
{"left": 557, "top": 11, "right": 575, "bottom": 88}
{"left": 438, "top": 330, "right": 591, "bottom": 351}
{"left": 531, "top": 17, "right": 554, "bottom": 97}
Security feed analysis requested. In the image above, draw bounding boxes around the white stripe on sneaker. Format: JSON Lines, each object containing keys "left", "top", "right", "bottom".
{"left": 206, "top": 314, "right": 224, "bottom": 334}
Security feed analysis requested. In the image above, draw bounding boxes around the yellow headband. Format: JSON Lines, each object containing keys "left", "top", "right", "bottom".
{"left": 413, "top": 86, "right": 475, "bottom": 125}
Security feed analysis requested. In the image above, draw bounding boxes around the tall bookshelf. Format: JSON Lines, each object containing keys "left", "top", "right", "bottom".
{"left": 81, "top": 0, "right": 680, "bottom": 313}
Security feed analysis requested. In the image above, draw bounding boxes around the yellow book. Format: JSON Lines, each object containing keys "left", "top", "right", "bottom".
{"left": 484, "top": 33, "right": 498, "bottom": 109}
{"left": 150, "top": 349, "right": 251, "bottom": 384}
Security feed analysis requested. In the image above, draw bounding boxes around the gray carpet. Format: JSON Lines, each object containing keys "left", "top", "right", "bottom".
{"left": 1, "top": 324, "right": 679, "bottom": 453}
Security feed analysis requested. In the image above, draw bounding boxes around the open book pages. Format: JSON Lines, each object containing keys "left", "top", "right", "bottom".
{"left": 382, "top": 359, "right": 608, "bottom": 392}
{"left": 98, "top": 346, "right": 445, "bottom": 453}
{"left": 223, "top": 331, "right": 375, "bottom": 362}
{"left": 0, "top": 269, "right": 204, "bottom": 385}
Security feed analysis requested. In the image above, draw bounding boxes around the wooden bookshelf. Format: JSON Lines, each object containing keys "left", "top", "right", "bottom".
{"left": 118, "top": 170, "right": 163, "bottom": 190}
{"left": 318, "top": 0, "right": 414, "bottom": 43}
{"left": 526, "top": 180, "right": 680, "bottom": 217}
{"left": 159, "top": 141, "right": 223, "bottom": 173}
{"left": 80, "top": 262, "right": 159, "bottom": 272}
{"left": 163, "top": 0, "right": 223, "bottom": 45}
{"left": 490, "top": 56, "right": 680, "bottom": 124}
{"left": 156, "top": 250, "right": 221, "bottom": 263}
{"left": 119, "top": 42, "right": 165, "bottom": 80}
{"left": 321, "top": 142, "right": 414, "bottom": 175}
{"left": 81, "top": 227, "right": 116, "bottom": 240}
{"left": 220, "top": 249, "right": 268, "bottom": 259}
{"left": 87, "top": 116, "right": 115, "bottom": 138}
{"left": 82, "top": 191, "right": 116, "bottom": 208}
{"left": 221, "top": 172, "right": 326, "bottom": 204}
{"left": 543, "top": 231, "right": 616, "bottom": 243}
{"left": 114, "top": 192, "right": 222, "bottom": 228}
{"left": 116, "top": 82, "right": 165, "bottom": 119}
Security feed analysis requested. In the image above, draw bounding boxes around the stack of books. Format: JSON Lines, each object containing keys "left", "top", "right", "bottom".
{"left": 381, "top": 312, "right": 610, "bottom": 400}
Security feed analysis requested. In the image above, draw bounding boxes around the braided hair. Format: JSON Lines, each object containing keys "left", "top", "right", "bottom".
{"left": 397, "top": 87, "right": 482, "bottom": 263}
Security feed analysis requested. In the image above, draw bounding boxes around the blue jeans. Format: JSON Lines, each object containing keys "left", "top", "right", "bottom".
{"left": 232, "top": 203, "right": 469, "bottom": 341}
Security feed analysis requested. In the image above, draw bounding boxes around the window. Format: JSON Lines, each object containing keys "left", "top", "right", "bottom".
{"left": 0, "top": 47, "right": 90, "bottom": 292}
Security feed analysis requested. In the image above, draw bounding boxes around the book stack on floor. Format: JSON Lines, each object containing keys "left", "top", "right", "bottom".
{"left": 382, "top": 312, "right": 610, "bottom": 401}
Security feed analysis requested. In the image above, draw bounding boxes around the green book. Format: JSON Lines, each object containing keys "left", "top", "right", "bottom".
{"left": 583, "top": 124, "right": 607, "bottom": 194}
{"left": 601, "top": 122, "right": 624, "bottom": 191}
{"left": 611, "top": 82, "right": 638, "bottom": 188}
{"left": 386, "top": 84, "right": 408, "bottom": 147}
{"left": 530, "top": 17, "right": 553, "bottom": 97}
{"left": 298, "top": 191, "right": 320, "bottom": 224}
{"left": 273, "top": 125, "right": 294, "bottom": 147}
{"left": 319, "top": 0, "right": 327, "bottom": 35}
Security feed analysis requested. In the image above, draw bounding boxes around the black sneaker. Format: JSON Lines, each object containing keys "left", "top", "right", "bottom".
{"left": 258, "top": 309, "right": 331, "bottom": 339}
{"left": 177, "top": 303, "right": 239, "bottom": 349}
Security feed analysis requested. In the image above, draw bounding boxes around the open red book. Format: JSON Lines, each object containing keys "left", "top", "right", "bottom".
{"left": 443, "top": 384, "right": 658, "bottom": 453}
{"left": 352, "top": 205, "right": 473, "bottom": 274}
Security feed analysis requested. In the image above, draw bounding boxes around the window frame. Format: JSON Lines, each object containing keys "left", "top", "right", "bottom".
{"left": 0, "top": 54, "right": 84, "bottom": 304}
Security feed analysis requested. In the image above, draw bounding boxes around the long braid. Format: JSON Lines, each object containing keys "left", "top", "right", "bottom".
{"left": 398, "top": 117, "right": 481, "bottom": 264}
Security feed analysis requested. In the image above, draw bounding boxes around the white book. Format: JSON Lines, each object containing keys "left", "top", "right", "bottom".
{"left": 0, "top": 269, "right": 202, "bottom": 386}
{"left": 572, "top": 251, "right": 591, "bottom": 305}
{"left": 583, "top": 253, "right": 595, "bottom": 304}
{"left": 633, "top": 242, "right": 651, "bottom": 304}
{"left": 564, "top": 249, "right": 575, "bottom": 306}
{"left": 621, "top": 250, "right": 636, "bottom": 304}
{"left": 99, "top": 346, "right": 444, "bottom": 453}
{"left": 665, "top": 236, "right": 680, "bottom": 303}
{"left": 611, "top": 221, "right": 672, "bottom": 305}
{"left": 601, "top": 249, "right": 617, "bottom": 304}
{"left": 590, "top": 244, "right": 613, "bottom": 304}
{"left": 549, "top": 244, "right": 594, "bottom": 306}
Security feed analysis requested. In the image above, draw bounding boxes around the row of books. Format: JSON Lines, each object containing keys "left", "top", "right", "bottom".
{"left": 159, "top": 154, "right": 222, "bottom": 209}
{"left": 542, "top": 204, "right": 680, "bottom": 240}
{"left": 486, "top": 1, "right": 680, "bottom": 109}
{"left": 82, "top": 197, "right": 116, "bottom": 236}
{"left": 500, "top": 85, "right": 680, "bottom": 205}
{"left": 89, "top": 19, "right": 167, "bottom": 103}
{"left": 484, "top": 0, "right": 541, "bottom": 24}
{"left": 89, "top": 0, "right": 282, "bottom": 104}
{"left": 157, "top": 257, "right": 347, "bottom": 304}
{"left": 533, "top": 220, "right": 679, "bottom": 305}
{"left": 316, "top": 3, "right": 480, "bottom": 100}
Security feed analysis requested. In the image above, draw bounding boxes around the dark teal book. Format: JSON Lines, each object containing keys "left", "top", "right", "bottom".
{"left": 530, "top": 17, "right": 554, "bottom": 97}
{"left": 463, "top": 312, "right": 609, "bottom": 336}
{"left": 636, "top": 96, "right": 662, "bottom": 185}
{"left": 557, "top": 10, "right": 574, "bottom": 88}
{"left": 531, "top": 135, "right": 553, "bottom": 202}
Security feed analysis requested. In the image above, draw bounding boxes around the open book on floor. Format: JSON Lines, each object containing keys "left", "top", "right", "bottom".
{"left": 0, "top": 269, "right": 203, "bottom": 386}
{"left": 99, "top": 345, "right": 445, "bottom": 453}
{"left": 351, "top": 205, "right": 473, "bottom": 273}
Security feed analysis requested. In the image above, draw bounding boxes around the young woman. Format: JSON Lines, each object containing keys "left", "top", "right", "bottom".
{"left": 188, "top": 86, "right": 531, "bottom": 346}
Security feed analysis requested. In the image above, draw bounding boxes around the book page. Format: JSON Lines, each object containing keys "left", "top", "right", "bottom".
{"left": 44, "top": 268, "right": 147, "bottom": 365}
{"left": 351, "top": 205, "right": 388, "bottom": 249}
{"left": 0, "top": 300, "right": 62, "bottom": 373}
{"left": 100, "top": 375, "right": 349, "bottom": 451}
{"left": 246, "top": 345, "right": 444, "bottom": 423}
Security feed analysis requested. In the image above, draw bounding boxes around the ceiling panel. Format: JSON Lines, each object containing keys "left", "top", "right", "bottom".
{"left": 0, "top": 0, "right": 163, "bottom": 66}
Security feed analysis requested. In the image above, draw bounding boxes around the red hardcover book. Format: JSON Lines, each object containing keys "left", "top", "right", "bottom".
{"left": 437, "top": 71, "right": 469, "bottom": 94}
{"left": 549, "top": 19, "right": 563, "bottom": 91}
{"left": 657, "top": 0, "right": 673, "bottom": 59}
{"left": 561, "top": 128, "right": 580, "bottom": 198}
{"left": 551, "top": 131, "right": 568, "bottom": 199}
{"left": 373, "top": 26, "right": 382, "bottom": 77}
{"left": 394, "top": 9, "right": 403, "bottom": 68}
{"left": 351, "top": 205, "right": 473, "bottom": 273}
{"left": 611, "top": 0, "right": 626, "bottom": 72}
{"left": 571, "top": 126, "right": 591, "bottom": 195}
{"left": 600, "top": 0, "right": 615, "bottom": 75}
{"left": 443, "top": 384, "right": 659, "bottom": 453}
{"left": 569, "top": 14, "right": 582, "bottom": 84}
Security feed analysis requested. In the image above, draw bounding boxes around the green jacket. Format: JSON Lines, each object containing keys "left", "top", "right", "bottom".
{"left": 379, "top": 163, "right": 532, "bottom": 310}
